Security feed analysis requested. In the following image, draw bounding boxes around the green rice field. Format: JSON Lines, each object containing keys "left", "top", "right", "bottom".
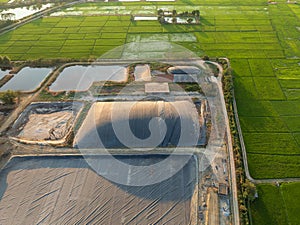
{"left": 250, "top": 183, "right": 300, "bottom": 225}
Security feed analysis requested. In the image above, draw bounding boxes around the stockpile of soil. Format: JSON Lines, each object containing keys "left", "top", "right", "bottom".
{"left": 74, "top": 101, "right": 201, "bottom": 148}
{"left": 17, "top": 111, "right": 73, "bottom": 141}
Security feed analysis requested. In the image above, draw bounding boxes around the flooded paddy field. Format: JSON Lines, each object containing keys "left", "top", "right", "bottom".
{"left": 0, "top": 4, "right": 52, "bottom": 20}
{"left": 49, "top": 65, "right": 128, "bottom": 92}
{"left": 10, "top": 102, "right": 83, "bottom": 145}
{"left": 0, "top": 154, "right": 197, "bottom": 225}
{"left": 0, "top": 67, "right": 52, "bottom": 92}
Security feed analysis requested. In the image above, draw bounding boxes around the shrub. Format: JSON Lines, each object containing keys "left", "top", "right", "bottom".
{"left": 0, "top": 90, "right": 17, "bottom": 105}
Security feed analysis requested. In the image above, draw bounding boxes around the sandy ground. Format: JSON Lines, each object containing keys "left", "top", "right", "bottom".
{"left": 206, "top": 188, "right": 219, "bottom": 225}
{"left": 17, "top": 111, "right": 73, "bottom": 141}
{"left": 134, "top": 65, "right": 151, "bottom": 81}
{"left": 0, "top": 155, "right": 197, "bottom": 225}
{"left": 74, "top": 101, "right": 201, "bottom": 148}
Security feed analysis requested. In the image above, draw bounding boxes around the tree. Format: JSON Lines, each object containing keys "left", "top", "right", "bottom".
{"left": 172, "top": 9, "right": 177, "bottom": 16}
{"left": 2, "top": 56, "right": 11, "bottom": 66}
{"left": 157, "top": 9, "right": 164, "bottom": 16}
{"left": 0, "top": 13, "right": 15, "bottom": 21}
{"left": 242, "top": 179, "right": 257, "bottom": 202}
{"left": 0, "top": 56, "right": 11, "bottom": 70}
{"left": 203, "top": 55, "right": 210, "bottom": 60}
{"left": 0, "top": 90, "right": 17, "bottom": 105}
{"left": 130, "top": 14, "right": 134, "bottom": 22}
{"left": 187, "top": 18, "right": 193, "bottom": 24}
{"left": 0, "top": 56, "right": 11, "bottom": 69}
{"left": 158, "top": 16, "right": 166, "bottom": 24}
{"left": 172, "top": 17, "right": 177, "bottom": 24}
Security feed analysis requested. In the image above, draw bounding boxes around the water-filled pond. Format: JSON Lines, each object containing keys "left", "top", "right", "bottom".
{"left": 0, "top": 4, "right": 52, "bottom": 20}
{"left": 134, "top": 16, "right": 157, "bottom": 21}
{"left": 49, "top": 65, "right": 128, "bottom": 92}
{"left": 0, "top": 69, "right": 10, "bottom": 80}
{"left": 0, "top": 67, "right": 52, "bottom": 92}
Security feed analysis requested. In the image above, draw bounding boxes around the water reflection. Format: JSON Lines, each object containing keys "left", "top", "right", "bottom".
{"left": 49, "top": 65, "right": 128, "bottom": 92}
{"left": 0, "top": 67, "right": 52, "bottom": 92}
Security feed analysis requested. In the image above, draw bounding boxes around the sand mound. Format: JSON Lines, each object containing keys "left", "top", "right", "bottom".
{"left": 74, "top": 101, "right": 201, "bottom": 148}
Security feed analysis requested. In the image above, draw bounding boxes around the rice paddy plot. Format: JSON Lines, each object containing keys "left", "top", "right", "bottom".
{"left": 284, "top": 89, "right": 300, "bottom": 100}
{"left": 271, "top": 100, "right": 300, "bottom": 116}
{"left": 248, "top": 59, "right": 275, "bottom": 77}
{"left": 279, "top": 79, "right": 300, "bottom": 89}
{"left": 251, "top": 182, "right": 300, "bottom": 225}
{"left": 247, "top": 154, "right": 300, "bottom": 179}
{"left": 243, "top": 132, "right": 300, "bottom": 155}
{"left": 239, "top": 116, "right": 289, "bottom": 133}
{"left": 233, "top": 77, "right": 259, "bottom": 100}
{"left": 250, "top": 184, "right": 289, "bottom": 225}
{"left": 231, "top": 59, "right": 252, "bottom": 77}
{"left": 236, "top": 100, "right": 279, "bottom": 117}
{"left": 253, "top": 77, "right": 286, "bottom": 100}
{"left": 294, "top": 133, "right": 300, "bottom": 146}
{"left": 282, "top": 116, "right": 300, "bottom": 132}
{"left": 281, "top": 183, "right": 300, "bottom": 225}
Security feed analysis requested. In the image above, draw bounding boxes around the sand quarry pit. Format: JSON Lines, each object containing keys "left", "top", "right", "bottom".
{"left": 11, "top": 102, "right": 83, "bottom": 145}
{"left": 0, "top": 155, "right": 198, "bottom": 225}
{"left": 74, "top": 100, "right": 203, "bottom": 148}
